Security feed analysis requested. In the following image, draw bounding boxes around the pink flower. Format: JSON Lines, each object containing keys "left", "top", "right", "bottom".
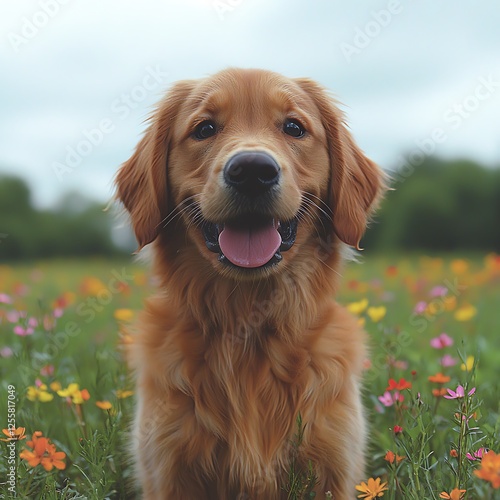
{"left": 393, "top": 425, "right": 403, "bottom": 434}
{"left": 6, "top": 310, "right": 21, "bottom": 323}
{"left": 13, "top": 325, "right": 34, "bottom": 336}
{"left": 0, "top": 347, "right": 14, "bottom": 358}
{"left": 414, "top": 301, "right": 427, "bottom": 314}
{"left": 444, "top": 385, "right": 476, "bottom": 399}
{"left": 430, "top": 333, "right": 454, "bottom": 349}
{"left": 441, "top": 354, "right": 458, "bottom": 367}
{"left": 0, "top": 293, "right": 12, "bottom": 304}
{"left": 53, "top": 308, "right": 63, "bottom": 318}
{"left": 378, "top": 391, "right": 404, "bottom": 407}
{"left": 430, "top": 286, "right": 448, "bottom": 298}
{"left": 466, "top": 447, "right": 486, "bottom": 461}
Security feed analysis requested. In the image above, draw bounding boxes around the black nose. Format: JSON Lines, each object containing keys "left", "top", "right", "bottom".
{"left": 224, "top": 151, "right": 281, "bottom": 196}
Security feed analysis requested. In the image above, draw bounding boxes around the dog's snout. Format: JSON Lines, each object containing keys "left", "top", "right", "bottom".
{"left": 224, "top": 151, "right": 280, "bottom": 196}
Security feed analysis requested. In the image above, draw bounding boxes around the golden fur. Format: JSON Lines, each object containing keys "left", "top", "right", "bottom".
{"left": 115, "top": 68, "right": 385, "bottom": 499}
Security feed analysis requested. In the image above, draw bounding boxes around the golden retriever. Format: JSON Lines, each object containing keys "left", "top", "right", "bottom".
{"left": 115, "top": 68, "right": 385, "bottom": 499}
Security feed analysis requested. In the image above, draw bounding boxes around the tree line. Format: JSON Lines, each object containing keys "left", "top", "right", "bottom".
{"left": 1, "top": 157, "right": 499, "bottom": 260}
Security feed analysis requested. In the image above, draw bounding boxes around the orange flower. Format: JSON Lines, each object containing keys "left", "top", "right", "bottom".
{"left": 433, "top": 388, "right": 448, "bottom": 397}
{"left": 0, "top": 427, "right": 26, "bottom": 442}
{"left": 96, "top": 401, "right": 112, "bottom": 410}
{"left": 355, "top": 477, "right": 388, "bottom": 499}
{"left": 19, "top": 431, "right": 66, "bottom": 471}
{"left": 428, "top": 373, "right": 451, "bottom": 384}
{"left": 384, "top": 450, "right": 405, "bottom": 464}
{"left": 474, "top": 450, "right": 500, "bottom": 488}
{"left": 439, "top": 488, "right": 466, "bottom": 500}
{"left": 450, "top": 449, "right": 458, "bottom": 458}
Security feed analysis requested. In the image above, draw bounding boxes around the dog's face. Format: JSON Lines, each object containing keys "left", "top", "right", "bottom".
{"left": 116, "top": 68, "right": 384, "bottom": 279}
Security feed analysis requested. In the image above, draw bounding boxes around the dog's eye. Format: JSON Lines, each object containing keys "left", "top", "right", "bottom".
{"left": 193, "top": 120, "right": 217, "bottom": 140}
{"left": 283, "top": 119, "right": 306, "bottom": 138}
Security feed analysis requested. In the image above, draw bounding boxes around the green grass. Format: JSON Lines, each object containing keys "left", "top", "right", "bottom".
{"left": 1, "top": 254, "right": 499, "bottom": 499}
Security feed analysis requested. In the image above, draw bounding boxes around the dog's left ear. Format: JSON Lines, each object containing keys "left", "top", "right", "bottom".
{"left": 115, "top": 81, "right": 194, "bottom": 251}
{"left": 295, "top": 78, "right": 386, "bottom": 249}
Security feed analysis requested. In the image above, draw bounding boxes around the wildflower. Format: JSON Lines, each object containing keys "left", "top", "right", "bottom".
{"left": 347, "top": 299, "right": 369, "bottom": 315}
{"left": 40, "top": 365, "right": 54, "bottom": 377}
{"left": 450, "top": 259, "right": 469, "bottom": 275}
{"left": 0, "top": 347, "right": 13, "bottom": 358}
{"left": 116, "top": 389, "right": 133, "bottom": 399}
{"left": 430, "top": 286, "right": 448, "bottom": 298}
{"left": 428, "top": 373, "right": 451, "bottom": 384}
{"left": 430, "top": 333, "right": 453, "bottom": 349}
{"left": 96, "top": 401, "right": 112, "bottom": 410}
{"left": 454, "top": 304, "right": 477, "bottom": 322}
{"left": 80, "top": 276, "right": 107, "bottom": 296}
{"left": 432, "top": 388, "right": 448, "bottom": 397}
{"left": 460, "top": 355, "right": 474, "bottom": 372}
{"left": 384, "top": 450, "right": 405, "bottom": 464}
{"left": 367, "top": 306, "right": 386, "bottom": 323}
{"left": 439, "top": 488, "right": 466, "bottom": 500}
{"left": 114, "top": 308, "right": 134, "bottom": 322}
{"left": 450, "top": 449, "right": 459, "bottom": 458}
{"left": 414, "top": 301, "right": 427, "bottom": 314}
{"left": 441, "top": 354, "right": 458, "bottom": 367}
{"left": 466, "top": 447, "right": 486, "bottom": 461}
{"left": 378, "top": 391, "right": 404, "bottom": 407}
{"left": 0, "top": 293, "right": 12, "bottom": 304}
{"left": 49, "top": 381, "right": 62, "bottom": 392}
{"left": 355, "top": 477, "right": 388, "bottom": 499}
{"left": 385, "top": 265, "right": 397, "bottom": 277}
{"left": 386, "top": 378, "right": 412, "bottom": 391}
{"left": 474, "top": 450, "right": 500, "bottom": 488}
{"left": 393, "top": 425, "right": 403, "bottom": 434}
{"left": 57, "top": 383, "right": 90, "bottom": 404}
{"left": 19, "top": 431, "right": 66, "bottom": 471}
{"left": 443, "top": 385, "right": 475, "bottom": 400}
{"left": 443, "top": 295, "right": 457, "bottom": 311}
{"left": 0, "top": 427, "right": 26, "bottom": 442}
{"left": 27, "top": 384, "right": 54, "bottom": 402}
{"left": 13, "top": 324, "right": 34, "bottom": 336}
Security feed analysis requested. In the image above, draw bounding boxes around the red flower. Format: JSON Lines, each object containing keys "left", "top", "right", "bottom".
{"left": 386, "top": 378, "right": 412, "bottom": 391}
{"left": 393, "top": 425, "right": 403, "bottom": 434}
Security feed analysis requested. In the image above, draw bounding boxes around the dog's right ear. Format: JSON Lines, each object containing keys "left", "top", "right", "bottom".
{"left": 115, "top": 81, "right": 194, "bottom": 251}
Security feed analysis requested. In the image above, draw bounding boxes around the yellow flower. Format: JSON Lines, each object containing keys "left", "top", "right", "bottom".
{"left": 454, "top": 304, "right": 477, "bottom": 322}
{"left": 450, "top": 259, "right": 469, "bottom": 275}
{"left": 367, "top": 306, "right": 386, "bottom": 323}
{"left": 114, "top": 308, "right": 134, "bottom": 322}
{"left": 57, "top": 383, "right": 90, "bottom": 404}
{"left": 27, "top": 384, "right": 53, "bottom": 402}
{"left": 116, "top": 389, "right": 134, "bottom": 399}
{"left": 49, "top": 381, "right": 62, "bottom": 392}
{"left": 460, "top": 355, "right": 474, "bottom": 372}
{"left": 80, "top": 276, "right": 107, "bottom": 296}
{"left": 355, "top": 477, "right": 388, "bottom": 499}
{"left": 96, "top": 401, "right": 112, "bottom": 410}
{"left": 439, "top": 488, "right": 466, "bottom": 499}
{"left": 347, "top": 299, "right": 369, "bottom": 315}
{"left": 133, "top": 272, "right": 147, "bottom": 286}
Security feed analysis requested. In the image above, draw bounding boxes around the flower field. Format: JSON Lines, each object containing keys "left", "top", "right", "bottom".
{"left": 1, "top": 255, "right": 499, "bottom": 499}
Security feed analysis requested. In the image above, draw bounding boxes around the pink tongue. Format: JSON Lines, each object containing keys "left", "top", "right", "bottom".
{"left": 219, "top": 221, "right": 282, "bottom": 268}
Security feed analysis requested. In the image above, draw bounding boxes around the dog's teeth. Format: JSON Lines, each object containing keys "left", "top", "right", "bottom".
{"left": 274, "top": 252, "right": 282, "bottom": 261}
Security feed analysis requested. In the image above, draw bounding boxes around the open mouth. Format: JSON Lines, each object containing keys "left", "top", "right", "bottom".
{"left": 202, "top": 216, "right": 298, "bottom": 270}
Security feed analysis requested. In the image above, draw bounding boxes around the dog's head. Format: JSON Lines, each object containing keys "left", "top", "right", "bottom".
{"left": 116, "top": 68, "right": 385, "bottom": 279}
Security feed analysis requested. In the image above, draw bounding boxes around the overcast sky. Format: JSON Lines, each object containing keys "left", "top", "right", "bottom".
{"left": 1, "top": 0, "right": 499, "bottom": 209}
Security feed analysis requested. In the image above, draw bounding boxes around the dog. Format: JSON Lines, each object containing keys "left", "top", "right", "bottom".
{"left": 115, "top": 68, "right": 385, "bottom": 499}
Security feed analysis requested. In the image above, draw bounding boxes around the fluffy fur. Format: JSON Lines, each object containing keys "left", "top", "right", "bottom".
{"left": 115, "top": 68, "right": 385, "bottom": 499}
